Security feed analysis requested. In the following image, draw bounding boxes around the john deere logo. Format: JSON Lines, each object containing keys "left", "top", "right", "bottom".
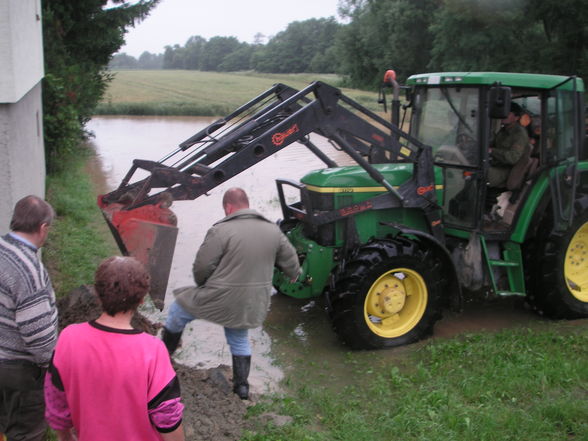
{"left": 272, "top": 124, "right": 299, "bottom": 146}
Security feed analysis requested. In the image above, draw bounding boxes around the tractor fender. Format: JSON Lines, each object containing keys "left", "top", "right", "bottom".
{"left": 522, "top": 166, "right": 588, "bottom": 242}
{"left": 383, "top": 222, "right": 463, "bottom": 311}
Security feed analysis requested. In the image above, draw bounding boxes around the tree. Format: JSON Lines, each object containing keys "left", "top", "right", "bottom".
{"left": 200, "top": 37, "right": 242, "bottom": 71}
{"left": 253, "top": 18, "right": 342, "bottom": 73}
{"left": 253, "top": 33, "right": 267, "bottom": 45}
{"left": 42, "top": 0, "right": 160, "bottom": 170}
{"left": 109, "top": 53, "right": 138, "bottom": 69}
{"left": 137, "top": 51, "right": 163, "bottom": 69}
{"left": 427, "top": 0, "right": 587, "bottom": 77}
{"left": 219, "top": 43, "right": 254, "bottom": 71}
{"left": 334, "top": 0, "right": 439, "bottom": 88}
{"left": 428, "top": 0, "right": 540, "bottom": 72}
{"left": 183, "top": 36, "right": 207, "bottom": 70}
{"left": 524, "top": 0, "right": 588, "bottom": 77}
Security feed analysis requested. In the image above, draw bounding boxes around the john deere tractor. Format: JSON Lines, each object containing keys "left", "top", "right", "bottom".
{"left": 99, "top": 71, "right": 587, "bottom": 350}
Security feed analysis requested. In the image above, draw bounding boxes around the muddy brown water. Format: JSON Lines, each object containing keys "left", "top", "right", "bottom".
{"left": 87, "top": 115, "right": 554, "bottom": 395}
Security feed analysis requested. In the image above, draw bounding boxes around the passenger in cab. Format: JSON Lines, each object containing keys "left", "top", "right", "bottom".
{"left": 488, "top": 102, "right": 529, "bottom": 189}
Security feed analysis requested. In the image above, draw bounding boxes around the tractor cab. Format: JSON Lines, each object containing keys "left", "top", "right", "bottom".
{"left": 405, "top": 72, "right": 585, "bottom": 236}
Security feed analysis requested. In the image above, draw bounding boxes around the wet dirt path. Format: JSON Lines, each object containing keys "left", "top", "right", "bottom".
{"left": 87, "top": 115, "right": 555, "bottom": 395}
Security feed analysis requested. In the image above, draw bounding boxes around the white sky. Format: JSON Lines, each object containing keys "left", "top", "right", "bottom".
{"left": 119, "top": 0, "right": 342, "bottom": 57}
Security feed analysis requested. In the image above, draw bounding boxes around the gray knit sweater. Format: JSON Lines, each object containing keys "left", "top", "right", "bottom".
{"left": 0, "top": 233, "right": 58, "bottom": 366}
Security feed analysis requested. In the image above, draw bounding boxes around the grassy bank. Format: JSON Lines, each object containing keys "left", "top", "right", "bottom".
{"left": 246, "top": 325, "right": 588, "bottom": 441}
{"left": 43, "top": 148, "right": 118, "bottom": 297}
{"left": 96, "top": 70, "right": 381, "bottom": 116}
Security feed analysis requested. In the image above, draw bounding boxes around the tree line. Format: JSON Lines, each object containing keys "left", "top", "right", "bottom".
{"left": 111, "top": 0, "right": 587, "bottom": 89}
{"left": 111, "top": 17, "right": 341, "bottom": 73}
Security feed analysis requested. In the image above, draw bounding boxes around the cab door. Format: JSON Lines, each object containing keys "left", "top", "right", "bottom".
{"left": 544, "top": 77, "right": 582, "bottom": 231}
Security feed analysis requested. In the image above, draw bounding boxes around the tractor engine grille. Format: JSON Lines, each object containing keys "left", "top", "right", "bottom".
{"left": 306, "top": 189, "right": 336, "bottom": 246}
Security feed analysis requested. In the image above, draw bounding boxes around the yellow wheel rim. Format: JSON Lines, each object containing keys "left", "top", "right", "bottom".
{"left": 363, "top": 268, "right": 428, "bottom": 338}
{"left": 565, "top": 221, "right": 588, "bottom": 302}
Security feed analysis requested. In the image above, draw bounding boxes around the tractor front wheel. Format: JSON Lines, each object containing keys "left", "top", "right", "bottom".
{"left": 527, "top": 195, "right": 588, "bottom": 318}
{"left": 329, "top": 239, "right": 443, "bottom": 349}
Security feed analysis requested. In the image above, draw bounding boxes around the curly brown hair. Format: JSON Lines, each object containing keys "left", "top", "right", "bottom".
{"left": 94, "top": 256, "right": 150, "bottom": 316}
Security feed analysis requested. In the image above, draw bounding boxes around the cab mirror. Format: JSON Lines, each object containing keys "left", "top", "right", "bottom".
{"left": 489, "top": 86, "right": 511, "bottom": 119}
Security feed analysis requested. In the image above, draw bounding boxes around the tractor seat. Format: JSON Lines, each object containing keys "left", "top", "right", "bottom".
{"left": 506, "top": 144, "right": 538, "bottom": 191}
{"left": 505, "top": 145, "right": 539, "bottom": 206}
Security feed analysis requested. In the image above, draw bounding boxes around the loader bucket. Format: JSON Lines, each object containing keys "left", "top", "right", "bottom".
{"left": 98, "top": 197, "right": 178, "bottom": 310}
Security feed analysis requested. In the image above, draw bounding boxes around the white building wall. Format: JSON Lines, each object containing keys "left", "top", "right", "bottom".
{"left": 0, "top": 0, "right": 44, "bottom": 103}
{"left": 0, "top": 0, "right": 45, "bottom": 233}
{"left": 0, "top": 84, "right": 45, "bottom": 232}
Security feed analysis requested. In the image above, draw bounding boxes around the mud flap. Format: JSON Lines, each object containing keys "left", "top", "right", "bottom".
{"left": 99, "top": 199, "right": 178, "bottom": 310}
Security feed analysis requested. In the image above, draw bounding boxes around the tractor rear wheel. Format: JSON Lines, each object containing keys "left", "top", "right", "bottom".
{"left": 527, "top": 195, "right": 588, "bottom": 318}
{"left": 329, "top": 238, "right": 443, "bottom": 349}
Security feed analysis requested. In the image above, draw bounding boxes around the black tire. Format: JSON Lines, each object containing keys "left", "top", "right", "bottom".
{"left": 526, "top": 195, "right": 588, "bottom": 318}
{"left": 328, "top": 238, "right": 444, "bottom": 349}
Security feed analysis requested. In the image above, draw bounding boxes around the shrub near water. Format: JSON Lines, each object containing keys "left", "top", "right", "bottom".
{"left": 44, "top": 149, "right": 118, "bottom": 297}
{"left": 244, "top": 326, "right": 588, "bottom": 441}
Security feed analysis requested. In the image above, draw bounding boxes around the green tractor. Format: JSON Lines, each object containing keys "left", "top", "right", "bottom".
{"left": 273, "top": 72, "right": 587, "bottom": 349}
{"left": 100, "top": 72, "right": 587, "bottom": 350}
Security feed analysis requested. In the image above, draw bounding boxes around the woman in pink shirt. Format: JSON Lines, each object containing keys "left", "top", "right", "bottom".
{"left": 44, "top": 256, "right": 185, "bottom": 441}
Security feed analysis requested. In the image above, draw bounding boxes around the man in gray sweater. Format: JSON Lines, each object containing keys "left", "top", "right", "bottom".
{"left": 0, "top": 195, "right": 58, "bottom": 440}
{"left": 163, "top": 188, "right": 300, "bottom": 400}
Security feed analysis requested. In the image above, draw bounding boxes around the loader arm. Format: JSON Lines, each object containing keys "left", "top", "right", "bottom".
{"left": 99, "top": 81, "right": 441, "bottom": 308}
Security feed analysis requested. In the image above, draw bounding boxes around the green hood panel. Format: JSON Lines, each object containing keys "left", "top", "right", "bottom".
{"left": 301, "top": 164, "right": 442, "bottom": 189}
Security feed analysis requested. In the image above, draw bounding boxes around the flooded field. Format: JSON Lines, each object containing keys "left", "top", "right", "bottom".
{"left": 88, "top": 115, "right": 355, "bottom": 393}
{"left": 87, "top": 115, "right": 548, "bottom": 394}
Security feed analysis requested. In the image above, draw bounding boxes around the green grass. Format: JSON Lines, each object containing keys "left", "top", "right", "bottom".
{"left": 43, "top": 147, "right": 118, "bottom": 298}
{"left": 243, "top": 326, "right": 588, "bottom": 441}
{"left": 96, "top": 70, "right": 381, "bottom": 116}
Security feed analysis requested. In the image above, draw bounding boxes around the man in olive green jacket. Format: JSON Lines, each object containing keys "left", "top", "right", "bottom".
{"left": 488, "top": 102, "right": 529, "bottom": 188}
{"left": 163, "top": 188, "right": 300, "bottom": 399}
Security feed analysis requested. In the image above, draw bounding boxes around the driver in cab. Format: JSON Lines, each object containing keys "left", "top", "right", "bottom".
{"left": 488, "top": 102, "right": 529, "bottom": 188}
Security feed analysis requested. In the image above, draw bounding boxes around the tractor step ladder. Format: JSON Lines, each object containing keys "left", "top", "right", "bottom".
{"left": 481, "top": 238, "right": 527, "bottom": 297}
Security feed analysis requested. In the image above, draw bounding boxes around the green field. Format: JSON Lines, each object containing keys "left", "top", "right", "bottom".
{"left": 97, "top": 70, "right": 381, "bottom": 116}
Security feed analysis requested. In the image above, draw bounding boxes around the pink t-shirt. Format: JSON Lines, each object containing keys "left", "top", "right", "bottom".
{"left": 45, "top": 321, "right": 183, "bottom": 441}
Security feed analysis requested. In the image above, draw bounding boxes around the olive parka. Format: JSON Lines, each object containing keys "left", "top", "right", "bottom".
{"left": 174, "top": 209, "right": 300, "bottom": 329}
{"left": 488, "top": 123, "right": 529, "bottom": 188}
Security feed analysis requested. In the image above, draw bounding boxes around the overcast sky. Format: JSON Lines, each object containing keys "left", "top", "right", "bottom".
{"left": 119, "top": 0, "right": 342, "bottom": 57}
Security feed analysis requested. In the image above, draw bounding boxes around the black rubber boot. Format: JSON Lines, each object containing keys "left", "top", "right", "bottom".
{"left": 232, "top": 355, "right": 251, "bottom": 400}
{"left": 161, "top": 327, "right": 182, "bottom": 355}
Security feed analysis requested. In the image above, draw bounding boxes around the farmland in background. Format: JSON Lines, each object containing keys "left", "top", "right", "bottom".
{"left": 97, "top": 70, "right": 381, "bottom": 116}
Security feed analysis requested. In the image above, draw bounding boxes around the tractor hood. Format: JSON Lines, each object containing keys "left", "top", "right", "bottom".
{"left": 301, "top": 163, "right": 442, "bottom": 190}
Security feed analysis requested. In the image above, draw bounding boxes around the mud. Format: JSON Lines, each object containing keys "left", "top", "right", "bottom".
{"left": 57, "top": 286, "right": 257, "bottom": 441}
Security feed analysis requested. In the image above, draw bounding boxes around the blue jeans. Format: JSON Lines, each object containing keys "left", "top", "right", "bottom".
{"left": 165, "top": 301, "right": 251, "bottom": 356}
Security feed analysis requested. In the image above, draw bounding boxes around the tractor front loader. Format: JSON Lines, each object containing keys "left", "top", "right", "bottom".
{"left": 100, "top": 72, "right": 588, "bottom": 350}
